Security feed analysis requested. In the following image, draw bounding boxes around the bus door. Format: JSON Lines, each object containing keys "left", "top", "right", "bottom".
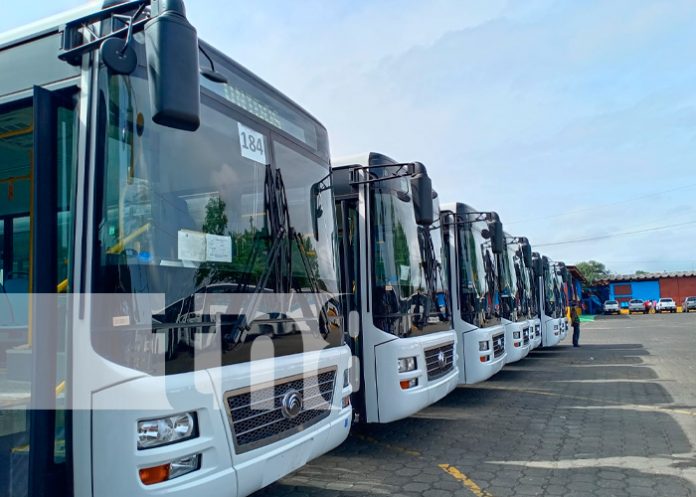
{"left": 336, "top": 199, "right": 364, "bottom": 419}
{"left": 0, "top": 86, "right": 76, "bottom": 497}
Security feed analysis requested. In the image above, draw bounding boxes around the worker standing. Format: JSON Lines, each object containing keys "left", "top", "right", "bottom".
{"left": 571, "top": 302, "right": 581, "bottom": 347}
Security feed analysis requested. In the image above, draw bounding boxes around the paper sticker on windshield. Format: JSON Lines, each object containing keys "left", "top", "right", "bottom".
{"left": 206, "top": 234, "right": 232, "bottom": 262}
{"left": 178, "top": 230, "right": 206, "bottom": 262}
{"left": 400, "top": 265, "right": 411, "bottom": 281}
{"left": 238, "top": 123, "right": 267, "bottom": 164}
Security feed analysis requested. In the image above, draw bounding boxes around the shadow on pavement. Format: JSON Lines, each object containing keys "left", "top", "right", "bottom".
{"left": 253, "top": 334, "right": 696, "bottom": 496}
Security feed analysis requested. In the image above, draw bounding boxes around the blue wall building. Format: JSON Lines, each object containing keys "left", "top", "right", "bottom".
{"left": 609, "top": 280, "right": 660, "bottom": 304}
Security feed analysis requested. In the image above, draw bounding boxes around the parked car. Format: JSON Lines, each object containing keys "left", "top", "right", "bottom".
{"left": 603, "top": 300, "right": 620, "bottom": 315}
{"left": 682, "top": 296, "right": 696, "bottom": 313}
{"left": 628, "top": 299, "right": 646, "bottom": 314}
{"left": 656, "top": 297, "right": 677, "bottom": 313}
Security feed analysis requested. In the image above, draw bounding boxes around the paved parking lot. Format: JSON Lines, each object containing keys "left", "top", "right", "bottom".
{"left": 255, "top": 313, "right": 696, "bottom": 497}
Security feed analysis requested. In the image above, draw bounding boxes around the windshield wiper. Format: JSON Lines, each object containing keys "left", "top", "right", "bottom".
{"left": 417, "top": 224, "right": 447, "bottom": 327}
{"left": 226, "top": 164, "right": 331, "bottom": 347}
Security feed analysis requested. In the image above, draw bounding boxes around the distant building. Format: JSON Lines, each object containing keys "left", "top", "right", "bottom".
{"left": 566, "top": 265, "right": 587, "bottom": 303}
{"left": 598, "top": 271, "right": 696, "bottom": 307}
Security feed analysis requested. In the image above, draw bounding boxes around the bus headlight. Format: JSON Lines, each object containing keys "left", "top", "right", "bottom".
{"left": 137, "top": 412, "right": 197, "bottom": 450}
{"left": 343, "top": 368, "right": 350, "bottom": 388}
{"left": 397, "top": 357, "right": 417, "bottom": 373}
{"left": 513, "top": 331, "right": 521, "bottom": 339}
{"left": 478, "top": 341, "right": 490, "bottom": 352}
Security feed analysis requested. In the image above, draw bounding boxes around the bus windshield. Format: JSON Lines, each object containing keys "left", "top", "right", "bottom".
{"left": 92, "top": 41, "right": 342, "bottom": 374}
{"left": 513, "top": 246, "right": 531, "bottom": 319}
{"left": 457, "top": 218, "right": 501, "bottom": 328}
{"left": 417, "top": 196, "right": 452, "bottom": 331}
{"left": 370, "top": 181, "right": 437, "bottom": 337}
{"left": 499, "top": 240, "right": 523, "bottom": 321}
{"left": 543, "top": 263, "right": 558, "bottom": 317}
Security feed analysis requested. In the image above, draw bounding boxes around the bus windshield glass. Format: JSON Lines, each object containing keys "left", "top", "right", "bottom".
{"left": 513, "top": 246, "right": 531, "bottom": 319}
{"left": 499, "top": 240, "right": 523, "bottom": 321}
{"left": 369, "top": 177, "right": 441, "bottom": 337}
{"left": 543, "top": 263, "right": 557, "bottom": 317}
{"left": 417, "top": 196, "right": 452, "bottom": 331}
{"left": 462, "top": 218, "right": 501, "bottom": 328}
{"left": 92, "top": 40, "right": 342, "bottom": 374}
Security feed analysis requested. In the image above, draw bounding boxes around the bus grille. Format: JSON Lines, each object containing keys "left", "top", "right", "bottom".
{"left": 492, "top": 333, "right": 505, "bottom": 358}
{"left": 224, "top": 368, "right": 336, "bottom": 453}
{"left": 424, "top": 343, "right": 455, "bottom": 381}
{"left": 523, "top": 327, "right": 530, "bottom": 346}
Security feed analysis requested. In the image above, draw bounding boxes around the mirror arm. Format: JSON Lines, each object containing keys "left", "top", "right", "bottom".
{"left": 58, "top": 0, "right": 152, "bottom": 65}
{"left": 348, "top": 162, "right": 416, "bottom": 186}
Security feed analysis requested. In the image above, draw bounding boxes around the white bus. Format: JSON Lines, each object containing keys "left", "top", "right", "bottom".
{"left": 333, "top": 153, "right": 459, "bottom": 423}
{"left": 441, "top": 203, "right": 507, "bottom": 384}
{"left": 533, "top": 253, "right": 562, "bottom": 347}
{"left": 554, "top": 261, "right": 570, "bottom": 341}
{"left": 497, "top": 230, "right": 531, "bottom": 364}
{"left": 506, "top": 236, "right": 541, "bottom": 350}
{"left": 0, "top": 2, "right": 352, "bottom": 496}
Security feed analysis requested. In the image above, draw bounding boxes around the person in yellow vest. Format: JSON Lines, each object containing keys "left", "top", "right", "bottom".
{"left": 570, "top": 302, "right": 581, "bottom": 347}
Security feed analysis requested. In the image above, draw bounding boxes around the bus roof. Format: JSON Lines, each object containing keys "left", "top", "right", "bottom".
{"left": 0, "top": 2, "right": 328, "bottom": 137}
{"left": 332, "top": 152, "right": 399, "bottom": 169}
{"left": 0, "top": 2, "right": 99, "bottom": 50}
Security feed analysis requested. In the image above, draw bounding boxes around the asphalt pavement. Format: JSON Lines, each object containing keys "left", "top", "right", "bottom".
{"left": 254, "top": 313, "right": 696, "bottom": 497}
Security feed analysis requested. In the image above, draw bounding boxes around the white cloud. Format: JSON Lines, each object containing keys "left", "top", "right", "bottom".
{"left": 5, "top": 0, "right": 696, "bottom": 273}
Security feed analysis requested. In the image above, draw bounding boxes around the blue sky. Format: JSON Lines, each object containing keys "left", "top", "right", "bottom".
{"left": 4, "top": 1, "right": 696, "bottom": 274}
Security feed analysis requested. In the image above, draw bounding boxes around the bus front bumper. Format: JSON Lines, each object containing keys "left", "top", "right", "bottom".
{"left": 504, "top": 321, "right": 531, "bottom": 364}
{"left": 458, "top": 326, "right": 506, "bottom": 384}
{"left": 529, "top": 319, "right": 542, "bottom": 350}
{"left": 374, "top": 331, "right": 459, "bottom": 423}
{"left": 91, "top": 347, "right": 353, "bottom": 497}
{"left": 542, "top": 318, "right": 562, "bottom": 347}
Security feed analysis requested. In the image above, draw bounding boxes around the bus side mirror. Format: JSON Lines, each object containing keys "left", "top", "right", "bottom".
{"left": 532, "top": 257, "right": 542, "bottom": 276}
{"left": 489, "top": 220, "right": 505, "bottom": 254}
{"left": 523, "top": 243, "right": 533, "bottom": 267}
{"left": 348, "top": 310, "right": 360, "bottom": 338}
{"left": 145, "top": 0, "right": 201, "bottom": 131}
{"left": 310, "top": 182, "right": 322, "bottom": 241}
{"left": 410, "top": 162, "right": 434, "bottom": 226}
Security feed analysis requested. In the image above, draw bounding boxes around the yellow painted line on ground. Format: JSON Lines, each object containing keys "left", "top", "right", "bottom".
{"left": 477, "top": 384, "right": 696, "bottom": 417}
{"left": 352, "top": 433, "right": 422, "bottom": 457}
{"left": 439, "top": 464, "right": 495, "bottom": 497}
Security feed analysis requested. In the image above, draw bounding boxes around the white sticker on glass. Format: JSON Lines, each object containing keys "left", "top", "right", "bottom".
{"left": 178, "top": 230, "right": 207, "bottom": 262}
{"left": 238, "top": 122, "right": 267, "bottom": 164}
{"left": 206, "top": 234, "right": 233, "bottom": 263}
{"left": 400, "top": 264, "right": 411, "bottom": 281}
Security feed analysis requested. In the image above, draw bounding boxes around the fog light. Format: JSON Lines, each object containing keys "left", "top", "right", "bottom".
{"left": 137, "top": 412, "right": 197, "bottom": 450}
{"left": 478, "top": 340, "right": 490, "bottom": 352}
{"left": 139, "top": 454, "right": 201, "bottom": 485}
{"left": 513, "top": 331, "right": 521, "bottom": 339}
{"left": 400, "top": 378, "right": 418, "bottom": 389}
{"left": 397, "top": 357, "right": 417, "bottom": 373}
{"left": 514, "top": 342, "right": 520, "bottom": 348}
{"left": 479, "top": 355, "right": 489, "bottom": 363}
{"left": 342, "top": 395, "right": 351, "bottom": 408}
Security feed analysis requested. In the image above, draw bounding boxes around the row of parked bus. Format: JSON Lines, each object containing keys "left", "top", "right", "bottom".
{"left": 0, "top": 2, "right": 575, "bottom": 497}
{"left": 332, "top": 153, "right": 574, "bottom": 423}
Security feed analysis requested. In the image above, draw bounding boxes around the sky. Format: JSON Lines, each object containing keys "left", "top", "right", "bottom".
{"left": 3, "top": 0, "right": 696, "bottom": 275}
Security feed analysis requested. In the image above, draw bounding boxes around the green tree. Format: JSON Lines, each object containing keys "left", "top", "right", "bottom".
{"left": 635, "top": 270, "right": 649, "bottom": 276}
{"left": 576, "top": 260, "right": 611, "bottom": 285}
